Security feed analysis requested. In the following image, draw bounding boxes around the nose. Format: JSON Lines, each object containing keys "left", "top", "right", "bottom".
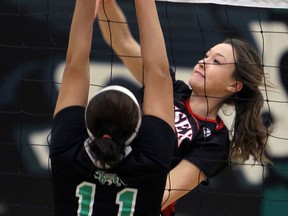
{"left": 198, "top": 58, "right": 205, "bottom": 68}
{"left": 198, "top": 58, "right": 204, "bottom": 64}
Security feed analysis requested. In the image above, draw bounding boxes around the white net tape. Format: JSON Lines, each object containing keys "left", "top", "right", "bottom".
{"left": 157, "top": 0, "right": 288, "bottom": 9}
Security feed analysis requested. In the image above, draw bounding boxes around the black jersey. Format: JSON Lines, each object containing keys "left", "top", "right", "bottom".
{"left": 50, "top": 106, "right": 175, "bottom": 216}
{"left": 137, "top": 69, "right": 230, "bottom": 178}
{"left": 171, "top": 70, "right": 230, "bottom": 177}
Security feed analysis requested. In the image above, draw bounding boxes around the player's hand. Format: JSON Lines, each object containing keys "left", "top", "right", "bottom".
{"left": 94, "top": 0, "right": 101, "bottom": 18}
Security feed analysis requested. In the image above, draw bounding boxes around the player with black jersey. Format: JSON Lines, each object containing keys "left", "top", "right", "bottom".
{"left": 97, "top": 1, "right": 230, "bottom": 213}
{"left": 98, "top": 0, "right": 272, "bottom": 215}
{"left": 136, "top": 69, "right": 230, "bottom": 176}
{"left": 169, "top": 69, "right": 230, "bottom": 176}
{"left": 141, "top": 69, "right": 230, "bottom": 216}
{"left": 50, "top": 0, "right": 175, "bottom": 215}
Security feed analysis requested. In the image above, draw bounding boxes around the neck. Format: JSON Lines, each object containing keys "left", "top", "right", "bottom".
{"left": 188, "top": 94, "right": 223, "bottom": 120}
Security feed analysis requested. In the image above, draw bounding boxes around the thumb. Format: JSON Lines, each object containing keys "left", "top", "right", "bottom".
{"left": 94, "top": 0, "right": 101, "bottom": 18}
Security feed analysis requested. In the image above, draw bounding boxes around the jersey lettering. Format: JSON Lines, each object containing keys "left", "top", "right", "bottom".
{"left": 116, "top": 188, "right": 138, "bottom": 216}
{"left": 76, "top": 182, "right": 95, "bottom": 216}
{"left": 94, "top": 171, "right": 126, "bottom": 187}
{"left": 175, "top": 106, "right": 193, "bottom": 147}
{"left": 76, "top": 182, "right": 138, "bottom": 216}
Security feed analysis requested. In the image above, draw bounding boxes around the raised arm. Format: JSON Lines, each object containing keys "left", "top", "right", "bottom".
{"left": 53, "top": 0, "right": 99, "bottom": 116}
{"left": 98, "top": 0, "right": 143, "bottom": 83}
{"left": 134, "top": 0, "right": 174, "bottom": 129}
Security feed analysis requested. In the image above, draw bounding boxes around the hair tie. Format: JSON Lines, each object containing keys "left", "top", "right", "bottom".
{"left": 102, "top": 134, "right": 111, "bottom": 139}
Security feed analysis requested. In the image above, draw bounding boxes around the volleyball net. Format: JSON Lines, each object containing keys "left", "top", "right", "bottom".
{"left": 0, "top": 0, "right": 287, "bottom": 215}
{"left": 159, "top": 0, "right": 288, "bottom": 8}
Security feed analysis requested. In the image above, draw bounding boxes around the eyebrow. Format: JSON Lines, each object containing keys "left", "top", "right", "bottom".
{"left": 207, "top": 49, "right": 227, "bottom": 61}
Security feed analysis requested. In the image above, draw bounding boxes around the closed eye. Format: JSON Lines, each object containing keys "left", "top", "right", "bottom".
{"left": 213, "top": 59, "right": 221, "bottom": 65}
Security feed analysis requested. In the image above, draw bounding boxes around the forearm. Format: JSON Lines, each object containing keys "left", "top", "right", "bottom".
{"left": 134, "top": 0, "right": 174, "bottom": 129}
{"left": 162, "top": 184, "right": 189, "bottom": 210}
{"left": 98, "top": 0, "right": 143, "bottom": 83}
{"left": 98, "top": 0, "right": 130, "bottom": 48}
{"left": 54, "top": 0, "right": 96, "bottom": 116}
{"left": 66, "top": 0, "right": 96, "bottom": 64}
{"left": 134, "top": 0, "right": 169, "bottom": 73}
{"left": 161, "top": 160, "right": 206, "bottom": 210}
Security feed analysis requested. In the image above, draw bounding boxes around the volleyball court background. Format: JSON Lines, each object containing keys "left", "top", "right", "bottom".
{"left": 0, "top": 0, "right": 287, "bottom": 215}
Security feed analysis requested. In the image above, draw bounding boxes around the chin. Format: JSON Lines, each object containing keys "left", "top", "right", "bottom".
{"left": 189, "top": 79, "right": 203, "bottom": 90}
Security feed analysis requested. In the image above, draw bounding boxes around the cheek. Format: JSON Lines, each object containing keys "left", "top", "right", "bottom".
{"left": 188, "top": 73, "right": 204, "bottom": 89}
{"left": 207, "top": 66, "right": 235, "bottom": 84}
{"left": 206, "top": 75, "right": 225, "bottom": 87}
{"left": 189, "top": 66, "right": 235, "bottom": 93}
{"left": 189, "top": 73, "right": 230, "bottom": 95}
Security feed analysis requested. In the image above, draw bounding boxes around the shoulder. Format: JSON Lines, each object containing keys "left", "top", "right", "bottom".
{"left": 130, "top": 115, "right": 176, "bottom": 169}
{"left": 171, "top": 70, "right": 192, "bottom": 101}
{"left": 50, "top": 106, "right": 87, "bottom": 157}
{"left": 140, "top": 115, "right": 175, "bottom": 136}
{"left": 183, "top": 126, "right": 230, "bottom": 177}
{"left": 137, "top": 115, "right": 176, "bottom": 148}
{"left": 53, "top": 106, "right": 85, "bottom": 121}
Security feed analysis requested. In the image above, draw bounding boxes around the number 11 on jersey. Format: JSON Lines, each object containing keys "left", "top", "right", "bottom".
{"left": 76, "top": 182, "right": 138, "bottom": 216}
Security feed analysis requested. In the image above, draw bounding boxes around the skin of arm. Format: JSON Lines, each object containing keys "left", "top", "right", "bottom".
{"left": 133, "top": 0, "right": 173, "bottom": 128}
{"left": 98, "top": 0, "right": 204, "bottom": 209}
{"left": 98, "top": 0, "right": 143, "bottom": 83}
{"left": 53, "top": 0, "right": 100, "bottom": 117}
{"left": 162, "top": 160, "right": 206, "bottom": 210}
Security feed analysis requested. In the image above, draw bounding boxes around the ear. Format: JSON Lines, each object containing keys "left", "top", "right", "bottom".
{"left": 227, "top": 81, "right": 243, "bottom": 93}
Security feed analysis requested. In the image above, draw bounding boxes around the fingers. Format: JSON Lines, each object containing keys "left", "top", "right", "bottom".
{"left": 94, "top": 0, "right": 101, "bottom": 18}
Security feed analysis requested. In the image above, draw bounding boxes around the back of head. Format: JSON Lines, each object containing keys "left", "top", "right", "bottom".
{"left": 85, "top": 86, "right": 141, "bottom": 169}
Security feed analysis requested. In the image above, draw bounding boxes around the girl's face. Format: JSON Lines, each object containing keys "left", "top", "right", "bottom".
{"left": 189, "top": 43, "right": 238, "bottom": 99}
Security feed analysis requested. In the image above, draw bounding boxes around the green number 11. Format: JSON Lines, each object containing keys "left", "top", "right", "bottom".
{"left": 76, "top": 182, "right": 138, "bottom": 216}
